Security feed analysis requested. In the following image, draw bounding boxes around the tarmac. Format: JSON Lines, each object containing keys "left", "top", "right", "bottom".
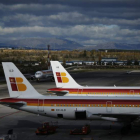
{"left": 1, "top": 70, "right": 140, "bottom": 140}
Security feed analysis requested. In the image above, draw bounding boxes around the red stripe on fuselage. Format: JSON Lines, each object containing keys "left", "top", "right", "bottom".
{"left": 48, "top": 88, "right": 140, "bottom": 93}
{"left": 1, "top": 98, "right": 140, "bottom": 105}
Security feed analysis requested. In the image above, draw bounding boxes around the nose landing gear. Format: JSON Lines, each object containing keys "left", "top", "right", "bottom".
{"left": 36, "top": 79, "right": 40, "bottom": 82}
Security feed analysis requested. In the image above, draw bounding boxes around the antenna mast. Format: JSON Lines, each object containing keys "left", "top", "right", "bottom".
{"left": 47, "top": 45, "right": 50, "bottom": 70}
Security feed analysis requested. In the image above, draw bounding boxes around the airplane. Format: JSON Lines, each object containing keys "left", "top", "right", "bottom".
{"left": 47, "top": 61, "right": 140, "bottom": 96}
{"left": 30, "top": 69, "right": 54, "bottom": 82}
{"left": 1, "top": 62, "right": 140, "bottom": 134}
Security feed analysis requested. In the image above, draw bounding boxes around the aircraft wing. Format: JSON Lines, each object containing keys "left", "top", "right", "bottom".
{"left": 95, "top": 113, "right": 139, "bottom": 122}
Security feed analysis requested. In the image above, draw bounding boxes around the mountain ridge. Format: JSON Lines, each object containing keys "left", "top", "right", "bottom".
{"left": 0, "top": 38, "right": 140, "bottom": 50}
{"left": 83, "top": 42, "right": 140, "bottom": 50}
{"left": 0, "top": 38, "right": 83, "bottom": 50}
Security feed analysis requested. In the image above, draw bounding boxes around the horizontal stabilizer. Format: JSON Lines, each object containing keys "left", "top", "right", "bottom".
{"left": 0, "top": 102, "right": 25, "bottom": 107}
{"left": 47, "top": 90, "right": 69, "bottom": 96}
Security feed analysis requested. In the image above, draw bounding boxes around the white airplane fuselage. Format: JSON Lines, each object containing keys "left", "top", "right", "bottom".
{"left": 31, "top": 70, "right": 54, "bottom": 81}
{"left": 1, "top": 96, "right": 140, "bottom": 121}
{"left": 50, "top": 61, "right": 140, "bottom": 97}
{"left": 48, "top": 86, "right": 140, "bottom": 96}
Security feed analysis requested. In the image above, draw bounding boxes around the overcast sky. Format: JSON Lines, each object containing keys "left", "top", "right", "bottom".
{"left": 0, "top": 0, "right": 140, "bottom": 45}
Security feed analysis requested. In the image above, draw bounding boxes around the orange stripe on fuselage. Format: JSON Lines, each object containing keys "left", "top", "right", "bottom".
{"left": 48, "top": 88, "right": 140, "bottom": 95}
{"left": 1, "top": 98, "right": 140, "bottom": 105}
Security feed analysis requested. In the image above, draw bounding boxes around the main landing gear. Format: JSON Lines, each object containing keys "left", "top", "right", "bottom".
{"left": 36, "top": 79, "right": 40, "bottom": 82}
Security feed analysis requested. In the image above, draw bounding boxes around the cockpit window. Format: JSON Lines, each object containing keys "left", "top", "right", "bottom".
{"left": 35, "top": 73, "right": 41, "bottom": 75}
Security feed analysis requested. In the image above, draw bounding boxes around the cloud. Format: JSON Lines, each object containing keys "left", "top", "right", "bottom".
{"left": 0, "top": 25, "right": 140, "bottom": 44}
{"left": 0, "top": 1, "right": 140, "bottom": 45}
{"left": 2, "top": 11, "right": 140, "bottom": 29}
{"left": 0, "top": 4, "right": 73, "bottom": 15}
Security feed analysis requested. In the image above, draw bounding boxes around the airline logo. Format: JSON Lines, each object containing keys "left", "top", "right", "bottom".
{"left": 9, "top": 77, "right": 27, "bottom": 91}
{"left": 56, "top": 72, "right": 69, "bottom": 83}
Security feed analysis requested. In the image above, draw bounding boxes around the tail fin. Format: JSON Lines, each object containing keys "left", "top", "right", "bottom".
{"left": 2, "top": 62, "right": 42, "bottom": 98}
{"left": 51, "top": 61, "right": 81, "bottom": 88}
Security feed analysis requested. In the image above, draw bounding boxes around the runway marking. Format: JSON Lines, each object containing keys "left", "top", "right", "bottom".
{"left": 0, "top": 111, "right": 21, "bottom": 119}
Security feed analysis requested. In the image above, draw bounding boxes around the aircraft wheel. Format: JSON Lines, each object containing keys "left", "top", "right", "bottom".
{"left": 36, "top": 79, "right": 40, "bottom": 82}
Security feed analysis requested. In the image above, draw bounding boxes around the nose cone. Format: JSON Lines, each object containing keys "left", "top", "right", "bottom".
{"left": 35, "top": 71, "right": 42, "bottom": 78}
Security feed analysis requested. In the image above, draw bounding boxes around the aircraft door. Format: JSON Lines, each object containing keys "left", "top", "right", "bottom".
{"left": 38, "top": 99, "right": 44, "bottom": 112}
{"left": 106, "top": 101, "right": 112, "bottom": 112}
{"left": 75, "top": 109, "right": 86, "bottom": 119}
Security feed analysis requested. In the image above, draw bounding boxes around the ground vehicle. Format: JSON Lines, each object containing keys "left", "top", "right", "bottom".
{"left": 0, "top": 135, "right": 9, "bottom": 140}
{"left": 35, "top": 122, "right": 57, "bottom": 135}
{"left": 70, "top": 125, "right": 91, "bottom": 135}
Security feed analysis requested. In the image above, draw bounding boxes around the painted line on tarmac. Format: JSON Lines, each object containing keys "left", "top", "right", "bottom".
{"left": 0, "top": 111, "right": 21, "bottom": 119}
